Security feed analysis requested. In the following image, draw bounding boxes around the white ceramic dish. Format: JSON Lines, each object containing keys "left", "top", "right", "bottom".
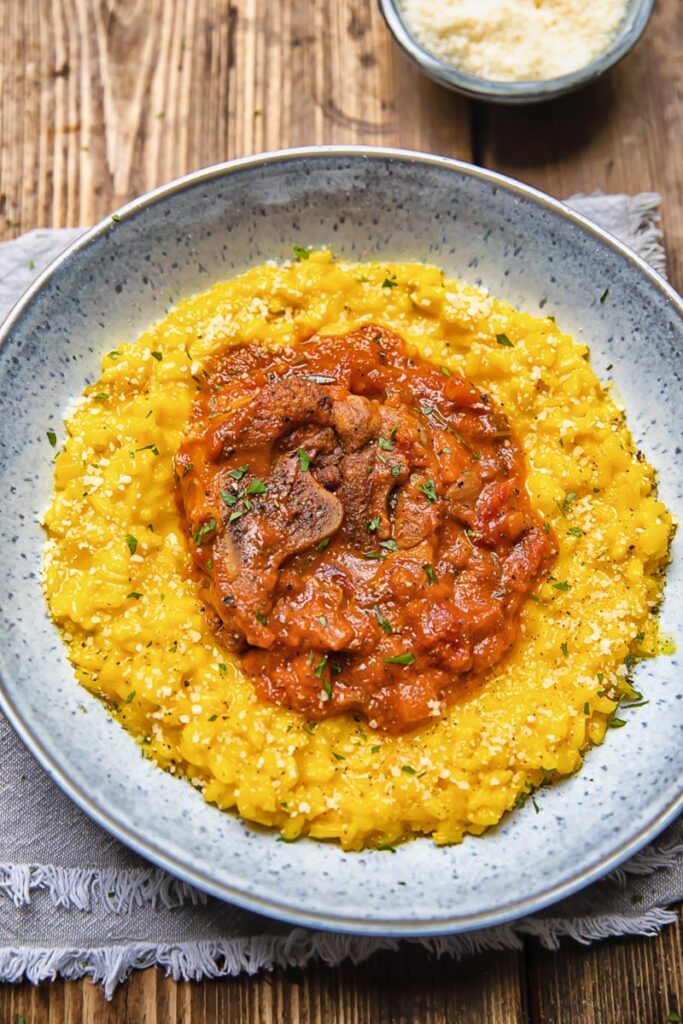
{"left": 0, "top": 147, "right": 681, "bottom": 935}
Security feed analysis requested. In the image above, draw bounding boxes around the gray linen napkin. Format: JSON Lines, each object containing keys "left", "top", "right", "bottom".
{"left": 1, "top": 197, "right": 681, "bottom": 998}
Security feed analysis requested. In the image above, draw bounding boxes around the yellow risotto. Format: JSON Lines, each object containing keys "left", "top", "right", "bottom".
{"left": 42, "top": 252, "right": 673, "bottom": 850}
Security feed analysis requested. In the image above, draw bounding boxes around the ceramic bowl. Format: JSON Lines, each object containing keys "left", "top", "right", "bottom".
{"left": 0, "top": 148, "right": 681, "bottom": 936}
{"left": 379, "top": 0, "right": 655, "bottom": 104}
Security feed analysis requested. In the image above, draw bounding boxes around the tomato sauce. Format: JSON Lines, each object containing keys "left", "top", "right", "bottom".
{"left": 175, "top": 325, "right": 556, "bottom": 732}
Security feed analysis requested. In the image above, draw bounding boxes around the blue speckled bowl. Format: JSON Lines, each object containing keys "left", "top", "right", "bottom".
{"left": 0, "top": 148, "right": 681, "bottom": 936}
{"left": 379, "top": 0, "right": 654, "bottom": 104}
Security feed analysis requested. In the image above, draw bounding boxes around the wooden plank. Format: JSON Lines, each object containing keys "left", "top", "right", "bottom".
{"left": 527, "top": 914, "right": 683, "bottom": 1024}
{"left": 1, "top": 947, "right": 525, "bottom": 1023}
{"left": 0, "top": 0, "right": 470, "bottom": 240}
{"left": 477, "top": 0, "right": 683, "bottom": 291}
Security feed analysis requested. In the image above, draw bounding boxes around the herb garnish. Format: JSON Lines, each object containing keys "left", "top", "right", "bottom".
{"left": 423, "top": 564, "right": 438, "bottom": 584}
{"left": 384, "top": 652, "right": 416, "bottom": 666}
{"left": 318, "top": 615, "right": 328, "bottom": 627}
{"left": 217, "top": 663, "right": 228, "bottom": 675}
{"left": 46, "top": 429, "right": 57, "bottom": 447}
{"left": 255, "top": 612, "right": 268, "bottom": 625}
{"left": 380, "top": 539, "right": 398, "bottom": 552}
{"left": 151, "top": 351, "right": 163, "bottom": 361}
{"left": 608, "top": 717, "right": 627, "bottom": 729}
{"left": 440, "top": 365, "right": 452, "bottom": 377}
{"left": 553, "top": 580, "right": 570, "bottom": 591}
{"left": 125, "top": 690, "right": 135, "bottom": 703}
{"left": 94, "top": 392, "right": 109, "bottom": 400}
{"left": 560, "top": 642, "right": 568, "bottom": 656}
{"left": 194, "top": 518, "right": 217, "bottom": 546}
{"left": 600, "top": 287, "right": 609, "bottom": 304}
{"left": 382, "top": 277, "right": 397, "bottom": 288}
{"left": 363, "top": 550, "right": 385, "bottom": 560}
{"left": 367, "top": 516, "right": 381, "bottom": 532}
{"left": 126, "top": 592, "right": 142, "bottom": 600}
{"left": 401, "top": 764, "right": 416, "bottom": 775}
{"left": 293, "top": 245, "right": 310, "bottom": 261}
{"left": 418, "top": 479, "right": 437, "bottom": 503}
{"left": 316, "top": 537, "right": 330, "bottom": 553}
{"left": 567, "top": 526, "right": 584, "bottom": 537}
{"left": 125, "top": 534, "right": 138, "bottom": 555}
{"left": 374, "top": 605, "right": 393, "bottom": 634}
{"left": 556, "top": 491, "right": 577, "bottom": 516}
{"left": 378, "top": 436, "right": 394, "bottom": 451}
{"left": 297, "top": 448, "right": 311, "bottom": 472}
{"left": 228, "top": 465, "right": 249, "bottom": 481}
{"left": 246, "top": 478, "right": 267, "bottom": 495}
{"left": 496, "top": 333, "right": 513, "bottom": 347}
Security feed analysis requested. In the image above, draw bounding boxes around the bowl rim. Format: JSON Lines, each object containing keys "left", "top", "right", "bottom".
{"left": 378, "top": 0, "right": 655, "bottom": 103}
{"left": 1, "top": 146, "right": 681, "bottom": 937}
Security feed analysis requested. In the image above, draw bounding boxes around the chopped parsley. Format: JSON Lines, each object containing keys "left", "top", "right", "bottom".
{"left": 390, "top": 464, "right": 401, "bottom": 477}
{"left": 367, "top": 516, "right": 381, "bottom": 532}
{"left": 384, "top": 652, "right": 416, "bottom": 666}
{"left": 125, "top": 534, "right": 138, "bottom": 555}
{"left": 194, "top": 518, "right": 217, "bottom": 546}
{"left": 440, "top": 365, "right": 452, "bottom": 377}
{"left": 380, "top": 539, "right": 398, "bottom": 552}
{"left": 151, "top": 351, "right": 163, "bottom": 361}
{"left": 136, "top": 443, "right": 159, "bottom": 456}
{"left": 371, "top": 744, "right": 381, "bottom": 753}
{"left": 297, "top": 448, "right": 311, "bottom": 472}
{"left": 322, "top": 677, "right": 333, "bottom": 699}
{"left": 378, "top": 436, "right": 394, "bottom": 451}
{"left": 418, "top": 478, "right": 437, "bottom": 503}
{"left": 228, "top": 509, "right": 244, "bottom": 523}
{"left": 600, "top": 287, "right": 609, "bottom": 304}
{"left": 125, "top": 690, "right": 135, "bottom": 703}
{"left": 217, "top": 663, "right": 228, "bottom": 675}
{"left": 363, "top": 550, "right": 385, "bottom": 560}
{"left": 423, "top": 564, "right": 438, "bottom": 584}
{"left": 314, "top": 655, "right": 328, "bottom": 678}
{"left": 293, "top": 245, "right": 310, "bottom": 261}
{"left": 584, "top": 702, "right": 590, "bottom": 715}
{"left": 560, "top": 642, "right": 568, "bottom": 656}
{"left": 608, "top": 717, "right": 627, "bottom": 729}
{"left": 255, "top": 612, "right": 269, "bottom": 625}
{"left": 401, "top": 764, "right": 416, "bottom": 775}
{"left": 317, "top": 614, "right": 328, "bottom": 627}
{"left": 221, "top": 490, "right": 238, "bottom": 506}
{"left": 94, "top": 392, "right": 109, "bottom": 401}
{"left": 382, "top": 277, "right": 397, "bottom": 288}
{"left": 567, "top": 526, "right": 584, "bottom": 537}
{"left": 374, "top": 605, "right": 393, "bottom": 634}
{"left": 316, "top": 537, "right": 331, "bottom": 553}
{"left": 126, "top": 592, "right": 142, "bottom": 600}
{"left": 208, "top": 714, "right": 217, "bottom": 722}
{"left": 556, "top": 491, "right": 577, "bottom": 516}
{"left": 332, "top": 751, "right": 345, "bottom": 761}
{"left": 553, "top": 580, "right": 570, "bottom": 591}
{"left": 496, "top": 333, "right": 513, "bottom": 347}
{"left": 108, "top": 350, "right": 120, "bottom": 360}
{"left": 246, "top": 477, "right": 267, "bottom": 495}
{"left": 111, "top": 213, "right": 120, "bottom": 222}
{"left": 228, "top": 465, "right": 249, "bottom": 481}
{"left": 183, "top": 463, "right": 194, "bottom": 476}
{"left": 46, "top": 429, "right": 57, "bottom": 447}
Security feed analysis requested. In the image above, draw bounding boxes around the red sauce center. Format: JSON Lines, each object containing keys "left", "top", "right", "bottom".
{"left": 175, "top": 325, "right": 556, "bottom": 732}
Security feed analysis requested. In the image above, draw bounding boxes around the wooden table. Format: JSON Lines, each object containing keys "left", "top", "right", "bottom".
{"left": 1, "top": 1, "right": 681, "bottom": 1021}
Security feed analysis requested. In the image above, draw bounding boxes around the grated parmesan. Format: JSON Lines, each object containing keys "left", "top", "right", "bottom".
{"left": 401, "top": 0, "right": 629, "bottom": 82}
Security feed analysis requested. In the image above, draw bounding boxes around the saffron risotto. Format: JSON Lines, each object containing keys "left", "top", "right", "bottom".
{"left": 42, "top": 252, "right": 674, "bottom": 850}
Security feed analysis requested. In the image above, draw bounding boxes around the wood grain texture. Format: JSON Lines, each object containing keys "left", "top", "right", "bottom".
{"left": 527, "top": 913, "right": 683, "bottom": 1024}
{"left": 1, "top": 0, "right": 681, "bottom": 1021}
{"left": 0, "top": 0, "right": 470, "bottom": 235}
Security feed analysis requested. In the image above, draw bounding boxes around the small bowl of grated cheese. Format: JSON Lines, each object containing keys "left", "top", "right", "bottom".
{"left": 379, "top": 0, "right": 654, "bottom": 103}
